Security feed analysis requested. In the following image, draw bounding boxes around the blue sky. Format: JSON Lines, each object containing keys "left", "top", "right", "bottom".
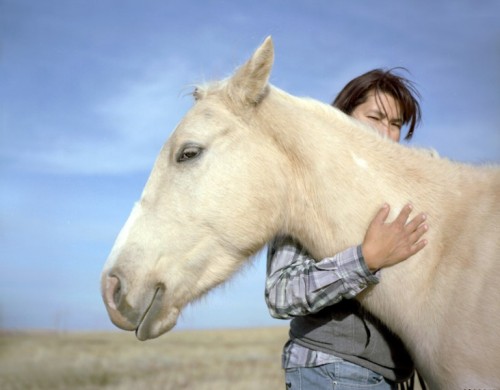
{"left": 1, "top": 1, "right": 499, "bottom": 333}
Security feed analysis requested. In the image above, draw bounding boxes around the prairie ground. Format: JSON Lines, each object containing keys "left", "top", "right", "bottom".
{"left": 0, "top": 327, "right": 289, "bottom": 390}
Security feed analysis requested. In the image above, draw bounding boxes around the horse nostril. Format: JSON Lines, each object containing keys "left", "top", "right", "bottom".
{"left": 104, "top": 275, "right": 123, "bottom": 310}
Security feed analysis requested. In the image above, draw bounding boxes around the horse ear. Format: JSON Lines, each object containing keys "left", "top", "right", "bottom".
{"left": 227, "top": 36, "right": 274, "bottom": 106}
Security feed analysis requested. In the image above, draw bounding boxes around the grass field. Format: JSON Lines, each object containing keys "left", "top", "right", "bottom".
{"left": 0, "top": 327, "right": 289, "bottom": 390}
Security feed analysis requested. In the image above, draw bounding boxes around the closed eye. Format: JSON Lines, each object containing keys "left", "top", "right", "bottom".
{"left": 176, "top": 144, "right": 203, "bottom": 163}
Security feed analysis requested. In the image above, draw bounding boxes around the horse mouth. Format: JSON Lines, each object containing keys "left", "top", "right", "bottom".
{"left": 135, "top": 285, "right": 179, "bottom": 340}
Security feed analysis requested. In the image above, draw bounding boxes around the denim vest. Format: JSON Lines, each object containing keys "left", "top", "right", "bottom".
{"left": 289, "top": 299, "right": 414, "bottom": 382}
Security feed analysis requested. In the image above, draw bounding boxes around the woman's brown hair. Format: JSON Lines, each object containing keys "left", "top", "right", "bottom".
{"left": 332, "top": 68, "right": 422, "bottom": 140}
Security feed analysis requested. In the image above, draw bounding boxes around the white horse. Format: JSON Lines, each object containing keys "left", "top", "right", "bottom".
{"left": 101, "top": 37, "right": 500, "bottom": 389}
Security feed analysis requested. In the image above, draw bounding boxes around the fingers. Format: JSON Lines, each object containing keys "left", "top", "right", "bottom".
{"left": 409, "top": 220, "right": 429, "bottom": 243}
{"left": 393, "top": 204, "right": 430, "bottom": 258}
{"left": 372, "top": 203, "right": 390, "bottom": 225}
{"left": 409, "top": 238, "right": 428, "bottom": 256}
{"left": 376, "top": 203, "right": 429, "bottom": 237}
{"left": 405, "top": 212, "right": 427, "bottom": 232}
{"left": 394, "top": 203, "right": 414, "bottom": 225}
{"left": 394, "top": 204, "right": 428, "bottom": 233}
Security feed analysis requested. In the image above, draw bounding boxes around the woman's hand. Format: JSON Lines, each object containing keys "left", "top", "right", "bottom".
{"left": 362, "top": 203, "right": 428, "bottom": 272}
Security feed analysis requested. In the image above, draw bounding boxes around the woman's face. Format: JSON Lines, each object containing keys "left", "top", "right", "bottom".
{"left": 351, "top": 91, "right": 403, "bottom": 143}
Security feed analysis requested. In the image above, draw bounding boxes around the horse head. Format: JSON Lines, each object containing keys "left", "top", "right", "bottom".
{"left": 101, "top": 37, "right": 290, "bottom": 340}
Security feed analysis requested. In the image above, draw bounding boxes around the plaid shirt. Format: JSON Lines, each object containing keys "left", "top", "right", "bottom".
{"left": 265, "top": 235, "right": 380, "bottom": 368}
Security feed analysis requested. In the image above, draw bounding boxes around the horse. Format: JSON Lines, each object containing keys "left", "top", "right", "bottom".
{"left": 101, "top": 37, "right": 500, "bottom": 389}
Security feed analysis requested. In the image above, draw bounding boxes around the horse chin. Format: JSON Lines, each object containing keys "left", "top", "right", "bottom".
{"left": 135, "top": 288, "right": 179, "bottom": 340}
{"left": 136, "top": 308, "right": 179, "bottom": 340}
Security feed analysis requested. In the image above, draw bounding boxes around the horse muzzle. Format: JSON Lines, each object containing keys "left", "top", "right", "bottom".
{"left": 101, "top": 273, "right": 177, "bottom": 340}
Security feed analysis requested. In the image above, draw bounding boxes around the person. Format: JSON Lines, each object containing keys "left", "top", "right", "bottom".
{"left": 265, "top": 69, "right": 429, "bottom": 390}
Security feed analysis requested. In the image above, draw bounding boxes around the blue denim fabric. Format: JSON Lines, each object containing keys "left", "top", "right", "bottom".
{"left": 284, "top": 360, "right": 397, "bottom": 390}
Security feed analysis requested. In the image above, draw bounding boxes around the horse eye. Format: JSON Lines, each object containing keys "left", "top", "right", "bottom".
{"left": 176, "top": 145, "right": 202, "bottom": 163}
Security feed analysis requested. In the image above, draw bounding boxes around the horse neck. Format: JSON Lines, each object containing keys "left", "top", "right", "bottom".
{"left": 259, "top": 91, "right": 440, "bottom": 350}
{"left": 261, "top": 89, "right": 400, "bottom": 258}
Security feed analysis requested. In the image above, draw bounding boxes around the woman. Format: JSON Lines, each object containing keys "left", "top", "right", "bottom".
{"left": 266, "top": 69, "right": 429, "bottom": 390}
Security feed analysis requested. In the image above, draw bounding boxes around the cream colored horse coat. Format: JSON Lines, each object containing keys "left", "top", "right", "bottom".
{"left": 101, "top": 37, "right": 500, "bottom": 389}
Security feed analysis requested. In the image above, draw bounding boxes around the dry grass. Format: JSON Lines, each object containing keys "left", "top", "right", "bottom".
{"left": 0, "top": 327, "right": 289, "bottom": 390}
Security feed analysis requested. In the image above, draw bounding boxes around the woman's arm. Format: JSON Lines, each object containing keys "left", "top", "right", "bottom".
{"left": 265, "top": 204, "right": 428, "bottom": 319}
{"left": 265, "top": 236, "right": 378, "bottom": 318}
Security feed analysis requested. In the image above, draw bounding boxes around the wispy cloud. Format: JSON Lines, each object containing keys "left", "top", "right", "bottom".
{"left": 2, "top": 58, "right": 199, "bottom": 175}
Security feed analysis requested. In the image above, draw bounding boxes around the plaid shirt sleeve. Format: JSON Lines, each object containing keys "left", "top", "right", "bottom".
{"left": 265, "top": 235, "right": 380, "bottom": 319}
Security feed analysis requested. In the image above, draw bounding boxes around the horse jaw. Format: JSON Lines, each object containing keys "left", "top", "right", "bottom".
{"left": 102, "top": 192, "right": 264, "bottom": 340}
